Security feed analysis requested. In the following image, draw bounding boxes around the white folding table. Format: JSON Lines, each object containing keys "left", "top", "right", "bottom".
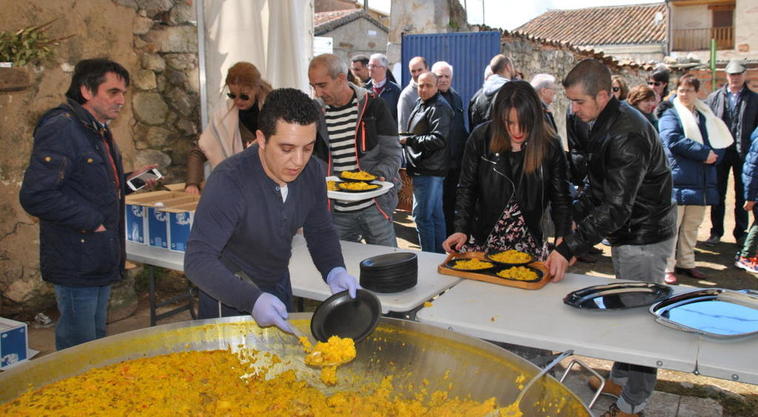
{"left": 416, "top": 274, "right": 701, "bottom": 373}
{"left": 127, "top": 236, "right": 462, "bottom": 319}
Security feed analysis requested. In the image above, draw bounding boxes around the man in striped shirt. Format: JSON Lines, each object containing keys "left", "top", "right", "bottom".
{"left": 308, "top": 54, "right": 401, "bottom": 247}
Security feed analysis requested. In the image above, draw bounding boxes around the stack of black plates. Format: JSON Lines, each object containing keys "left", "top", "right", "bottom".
{"left": 359, "top": 252, "right": 418, "bottom": 293}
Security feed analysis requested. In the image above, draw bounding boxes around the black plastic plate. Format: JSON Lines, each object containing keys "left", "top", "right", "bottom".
{"left": 336, "top": 182, "right": 381, "bottom": 193}
{"left": 360, "top": 252, "right": 417, "bottom": 270}
{"left": 311, "top": 289, "right": 381, "bottom": 343}
{"left": 489, "top": 265, "right": 543, "bottom": 282}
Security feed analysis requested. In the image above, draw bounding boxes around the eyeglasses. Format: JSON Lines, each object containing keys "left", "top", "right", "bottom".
{"left": 648, "top": 81, "right": 663, "bottom": 87}
{"left": 611, "top": 87, "right": 620, "bottom": 92}
{"left": 227, "top": 92, "right": 251, "bottom": 101}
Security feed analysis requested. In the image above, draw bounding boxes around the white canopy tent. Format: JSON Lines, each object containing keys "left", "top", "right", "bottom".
{"left": 196, "top": 0, "right": 314, "bottom": 129}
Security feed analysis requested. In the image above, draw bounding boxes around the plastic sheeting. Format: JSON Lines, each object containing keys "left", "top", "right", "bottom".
{"left": 199, "top": 0, "right": 313, "bottom": 128}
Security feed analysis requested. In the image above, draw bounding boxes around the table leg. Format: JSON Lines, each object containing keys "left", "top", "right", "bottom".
{"left": 147, "top": 265, "right": 197, "bottom": 326}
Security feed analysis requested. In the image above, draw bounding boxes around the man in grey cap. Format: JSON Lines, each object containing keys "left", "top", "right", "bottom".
{"left": 705, "top": 59, "right": 758, "bottom": 246}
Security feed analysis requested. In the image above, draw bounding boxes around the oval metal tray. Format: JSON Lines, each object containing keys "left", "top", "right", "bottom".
{"left": 649, "top": 288, "right": 758, "bottom": 339}
{"left": 564, "top": 281, "right": 672, "bottom": 310}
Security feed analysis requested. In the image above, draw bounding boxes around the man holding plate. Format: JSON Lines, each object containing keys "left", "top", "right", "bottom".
{"left": 185, "top": 88, "right": 358, "bottom": 333}
{"left": 308, "top": 53, "right": 401, "bottom": 247}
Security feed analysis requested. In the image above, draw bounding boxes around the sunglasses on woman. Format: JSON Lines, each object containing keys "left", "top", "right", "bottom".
{"left": 227, "top": 92, "right": 251, "bottom": 101}
{"left": 612, "top": 87, "right": 620, "bottom": 92}
{"left": 647, "top": 81, "right": 662, "bottom": 87}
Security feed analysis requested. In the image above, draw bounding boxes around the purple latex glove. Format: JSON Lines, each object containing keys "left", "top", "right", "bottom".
{"left": 326, "top": 267, "right": 358, "bottom": 298}
{"left": 251, "top": 293, "right": 294, "bottom": 333}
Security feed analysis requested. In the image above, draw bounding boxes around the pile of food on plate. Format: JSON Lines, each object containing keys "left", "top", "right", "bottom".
{"left": 496, "top": 266, "right": 539, "bottom": 281}
{"left": 337, "top": 181, "right": 380, "bottom": 192}
{"left": 452, "top": 258, "right": 494, "bottom": 271}
{"left": 339, "top": 170, "right": 377, "bottom": 181}
{"left": 488, "top": 250, "right": 532, "bottom": 264}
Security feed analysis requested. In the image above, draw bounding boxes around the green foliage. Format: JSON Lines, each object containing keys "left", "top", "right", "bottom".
{"left": 0, "top": 20, "right": 72, "bottom": 66}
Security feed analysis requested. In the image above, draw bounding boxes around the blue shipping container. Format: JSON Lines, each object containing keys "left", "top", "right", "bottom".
{"left": 401, "top": 31, "right": 501, "bottom": 131}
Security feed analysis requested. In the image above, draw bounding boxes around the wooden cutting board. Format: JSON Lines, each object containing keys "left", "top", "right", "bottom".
{"left": 437, "top": 251, "right": 551, "bottom": 290}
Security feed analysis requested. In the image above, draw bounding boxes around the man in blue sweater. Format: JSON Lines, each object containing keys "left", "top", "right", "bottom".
{"left": 185, "top": 88, "right": 358, "bottom": 333}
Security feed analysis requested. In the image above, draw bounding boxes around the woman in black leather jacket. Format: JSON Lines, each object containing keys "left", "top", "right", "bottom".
{"left": 442, "top": 81, "right": 572, "bottom": 259}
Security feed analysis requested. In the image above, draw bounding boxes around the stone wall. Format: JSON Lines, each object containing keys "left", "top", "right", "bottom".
{"left": 386, "top": 0, "right": 468, "bottom": 65}
{"left": 322, "top": 18, "right": 388, "bottom": 65}
{"left": 734, "top": 0, "right": 758, "bottom": 58}
{"left": 500, "top": 31, "right": 649, "bottom": 144}
{"left": 0, "top": 0, "right": 200, "bottom": 317}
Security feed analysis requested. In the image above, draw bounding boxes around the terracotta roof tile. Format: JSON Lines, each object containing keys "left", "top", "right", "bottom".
{"left": 314, "top": 9, "right": 387, "bottom": 36}
{"left": 314, "top": 9, "right": 361, "bottom": 26}
{"left": 515, "top": 3, "right": 667, "bottom": 46}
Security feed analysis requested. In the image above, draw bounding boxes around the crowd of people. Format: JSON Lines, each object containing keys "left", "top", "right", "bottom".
{"left": 19, "top": 51, "right": 756, "bottom": 417}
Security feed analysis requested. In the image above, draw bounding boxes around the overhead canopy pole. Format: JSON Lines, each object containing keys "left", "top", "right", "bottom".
{"left": 195, "top": 0, "right": 209, "bottom": 130}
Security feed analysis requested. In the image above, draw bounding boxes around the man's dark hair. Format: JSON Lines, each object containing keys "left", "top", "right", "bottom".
{"left": 562, "top": 59, "right": 611, "bottom": 97}
{"left": 65, "top": 58, "right": 130, "bottom": 104}
{"left": 258, "top": 88, "right": 320, "bottom": 141}
{"left": 351, "top": 54, "right": 369, "bottom": 66}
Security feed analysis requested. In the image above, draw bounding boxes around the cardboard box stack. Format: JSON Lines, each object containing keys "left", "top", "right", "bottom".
{"left": 125, "top": 186, "right": 199, "bottom": 252}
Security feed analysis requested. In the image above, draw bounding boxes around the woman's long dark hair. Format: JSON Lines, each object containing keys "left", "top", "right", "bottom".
{"left": 489, "top": 80, "right": 552, "bottom": 174}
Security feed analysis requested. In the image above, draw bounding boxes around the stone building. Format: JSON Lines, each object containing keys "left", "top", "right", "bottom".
{"left": 315, "top": 9, "right": 388, "bottom": 64}
{"left": 515, "top": 3, "right": 668, "bottom": 64}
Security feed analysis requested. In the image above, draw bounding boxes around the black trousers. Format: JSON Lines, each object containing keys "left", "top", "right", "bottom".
{"left": 197, "top": 278, "right": 293, "bottom": 319}
{"left": 443, "top": 168, "right": 460, "bottom": 237}
{"left": 710, "top": 147, "right": 748, "bottom": 240}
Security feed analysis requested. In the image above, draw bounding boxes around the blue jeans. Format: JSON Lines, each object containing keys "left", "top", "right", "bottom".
{"left": 54, "top": 284, "right": 111, "bottom": 350}
{"left": 411, "top": 175, "right": 446, "bottom": 253}
{"left": 333, "top": 206, "right": 397, "bottom": 247}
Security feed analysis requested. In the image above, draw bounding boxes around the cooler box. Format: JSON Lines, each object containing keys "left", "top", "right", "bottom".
{"left": 0, "top": 317, "right": 28, "bottom": 369}
{"left": 160, "top": 201, "right": 198, "bottom": 252}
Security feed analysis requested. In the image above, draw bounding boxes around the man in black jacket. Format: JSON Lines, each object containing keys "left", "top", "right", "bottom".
{"left": 468, "top": 54, "right": 515, "bottom": 129}
{"left": 705, "top": 59, "right": 758, "bottom": 245}
{"left": 20, "top": 59, "right": 155, "bottom": 350}
{"left": 402, "top": 72, "right": 452, "bottom": 253}
{"left": 432, "top": 61, "right": 469, "bottom": 236}
{"left": 546, "top": 59, "right": 676, "bottom": 417}
{"left": 365, "top": 53, "right": 402, "bottom": 125}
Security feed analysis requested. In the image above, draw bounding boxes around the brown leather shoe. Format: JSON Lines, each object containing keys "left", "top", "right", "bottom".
{"left": 600, "top": 403, "right": 642, "bottom": 417}
{"left": 674, "top": 267, "right": 706, "bottom": 279}
{"left": 588, "top": 375, "right": 622, "bottom": 397}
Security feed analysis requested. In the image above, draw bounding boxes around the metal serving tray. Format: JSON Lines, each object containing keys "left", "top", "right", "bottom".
{"left": 563, "top": 282, "right": 672, "bottom": 310}
{"left": 649, "top": 288, "right": 758, "bottom": 339}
